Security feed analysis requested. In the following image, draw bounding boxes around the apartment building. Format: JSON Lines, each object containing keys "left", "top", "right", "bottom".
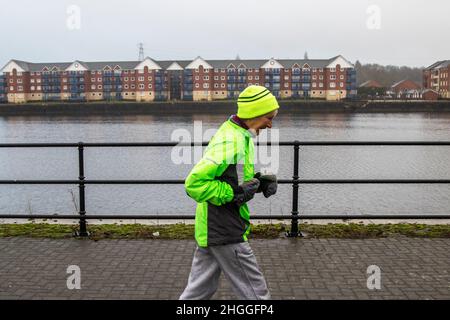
{"left": 423, "top": 60, "right": 450, "bottom": 99}
{"left": 0, "top": 55, "right": 357, "bottom": 103}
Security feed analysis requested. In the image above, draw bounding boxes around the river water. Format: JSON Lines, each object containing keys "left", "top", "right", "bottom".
{"left": 1, "top": 111, "right": 450, "bottom": 217}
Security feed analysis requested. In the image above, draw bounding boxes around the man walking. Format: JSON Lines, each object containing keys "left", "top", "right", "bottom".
{"left": 179, "top": 85, "right": 279, "bottom": 300}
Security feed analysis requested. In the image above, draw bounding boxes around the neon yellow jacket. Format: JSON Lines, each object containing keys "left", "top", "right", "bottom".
{"left": 185, "top": 118, "right": 255, "bottom": 247}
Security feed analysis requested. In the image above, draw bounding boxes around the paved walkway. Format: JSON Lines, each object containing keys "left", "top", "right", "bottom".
{"left": 0, "top": 237, "right": 449, "bottom": 300}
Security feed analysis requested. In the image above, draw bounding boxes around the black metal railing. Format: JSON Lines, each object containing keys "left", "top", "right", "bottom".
{"left": 1, "top": 141, "right": 450, "bottom": 237}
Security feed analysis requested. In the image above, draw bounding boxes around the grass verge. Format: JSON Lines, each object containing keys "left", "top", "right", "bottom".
{"left": 0, "top": 222, "right": 449, "bottom": 240}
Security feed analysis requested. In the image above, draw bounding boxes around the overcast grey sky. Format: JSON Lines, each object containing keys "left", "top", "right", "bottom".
{"left": 0, "top": 0, "right": 448, "bottom": 68}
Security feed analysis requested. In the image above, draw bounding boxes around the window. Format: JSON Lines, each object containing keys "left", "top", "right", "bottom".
{"left": 17, "top": 79, "right": 22, "bottom": 83}
{"left": 312, "top": 83, "right": 317, "bottom": 88}
{"left": 214, "top": 76, "right": 218, "bottom": 80}
{"left": 9, "top": 79, "right": 13, "bottom": 83}
{"left": 319, "top": 75, "right": 323, "bottom": 80}
{"left": 330, "top": 75, "right": 336, "bottom": 80}
{"left": 255, "top": 76, "right": 259, "bottom": 80}
{"left": 284, "top": 76, "right": 289, "bottom": 80}
{"left": 63, "top": 85, "right": 67, "bottom": 90}
{"left": 131, "top": 77, "right": 135, "bottom": 81}
{"left": 330, "top": 82, "right": 336, "bottom": 88}
{"left": 18, "top": 86, "right": 23, "bottom": 91}
{"left": 319, "top": 83, "right": 323, "bottom": 88}
{"left": 312, "top": 75, "right": 317, "bottom": 80}
{"left": 139, "top": 77, "right": 144, "bottom": 81}
{"left": 148, "top": 77, "right": 152, "bottom": 81}
{"left": 91, "top": 85, "right": 96, "bottom": 90}
{"left": 221, "top": 76, "right": 225, "bottom": 80}
{"left": 214, "top": 83, "right": 219, "bottom": 88}
{"left": 37, "top": 86, "right": 41, "bottom": 90}
{"left": 195, "top": 83, "right": 199, "bottom": 88}
{"left": 340, "top": 82, "right": 344, "bottom": 87}
{"left": 97, "top": 71, "right": 102, "bottom": 75}
{"left": 255, "top": 83, "right": 259, "bottom": 86}
{"left": 124, "top": 84, "right": 129, "bottom": 89}
{"left": 195, "top": 69, "right": 199, "bottom": 73}
{"left": 221, "top": 83, "right": 225, "bottom": 88}
{"left": 248, "top": 69, "right": 253, "bottom": 72}
{"left": 203, "top": 76, "right": 209, "bottom": 80}
{"left": 131, "top": 85, "right": 135, "bottom": 89}
{"left": 9, "top": 86, "right": 13, "bottom": 91}
{"left": 195, "top": 76, "right": 199, "bottom": 80}
{"left": 31, "top": 86, "right": 35, "bottom": 91}
{"left": 91, "top": 78, "right": 96, "bottom": 82}
{"left": 221, "top": 69, "right": 225, "bottom": 73}
{"left": 284, "top": 83, "right": 289, "bottom": 88}
{"left": 124, "top": 77, "right": 129, "bottom": 81}
{"left": 340, "top": 75, "right": 344, "bottom": 79}
{"left": 139, "top": 84, "right": 144, "bottom": 89}
{"left": 31, "top": 79, "right": 35, "bottom": 83}
{"left": 148, "top": 84, "right": 152, "bottom": 89}
{"left": 203, "top": 83, "right": 209, "bottom": 89}
{"left": 63, "top": 78, "right": 67, "bottom": 83}
{"left": 330, "top": 68, "right": 336, "bottom": 72}
{"left": 312, "top": 68, "right": 317, "bottom": 72}
{"left": 214, "top": 68, "right": 218, "bottom": 73}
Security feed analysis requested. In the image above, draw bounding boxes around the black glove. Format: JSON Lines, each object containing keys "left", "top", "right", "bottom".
{"left": 234, "top": 178, "right": 260, "bottom": 206}
{"left": 254, "top": 172, "right": 277, "bottom": 198}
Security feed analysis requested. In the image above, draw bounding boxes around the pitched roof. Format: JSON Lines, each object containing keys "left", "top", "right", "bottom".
{"left": 359, "top": 80, "right": 383, "bottom": 88}
{"left": 2, "top": 56, "right": 353, "bottom": 72}
{"left": 391, "top": 79, "right": 421, "bottom": 89}
{"left": 425, "top": 60, "right": 450, "bottom": 70}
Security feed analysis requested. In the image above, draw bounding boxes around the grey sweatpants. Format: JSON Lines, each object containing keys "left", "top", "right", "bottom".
{"left": 179, "top": 242, "right": 271, "bottom": 300}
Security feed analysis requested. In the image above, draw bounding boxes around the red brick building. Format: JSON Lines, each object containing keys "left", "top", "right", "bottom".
{"left": 422, "top": 89, "right": 439, "bottom": 101}
{"left": 391, "top": 79, "right": 422, "bottom": 99}
{"left": 0, "top": 55, "right": 357, "bottom": 103}
{"left": 423, "top": 60, "right": 450, "bottom": 99}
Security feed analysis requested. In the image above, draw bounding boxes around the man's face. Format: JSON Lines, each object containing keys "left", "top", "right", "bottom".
{"left": 253, "top": 111, "right": 277, "bottom": 135}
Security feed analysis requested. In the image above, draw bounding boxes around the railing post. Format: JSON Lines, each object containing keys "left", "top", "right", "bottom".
{"left": 76, "top": 142, "right": 89, "bottom": 237}
{"left": 287, "top": 140, "right": 302, "bottom": 237}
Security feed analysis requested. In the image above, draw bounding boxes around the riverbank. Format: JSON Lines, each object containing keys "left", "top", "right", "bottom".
{"left": 1, "top": 100, "right": 450, "bottom": 116}
{"left": 1, "top": 222, "right": 449, "bottom": 240}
